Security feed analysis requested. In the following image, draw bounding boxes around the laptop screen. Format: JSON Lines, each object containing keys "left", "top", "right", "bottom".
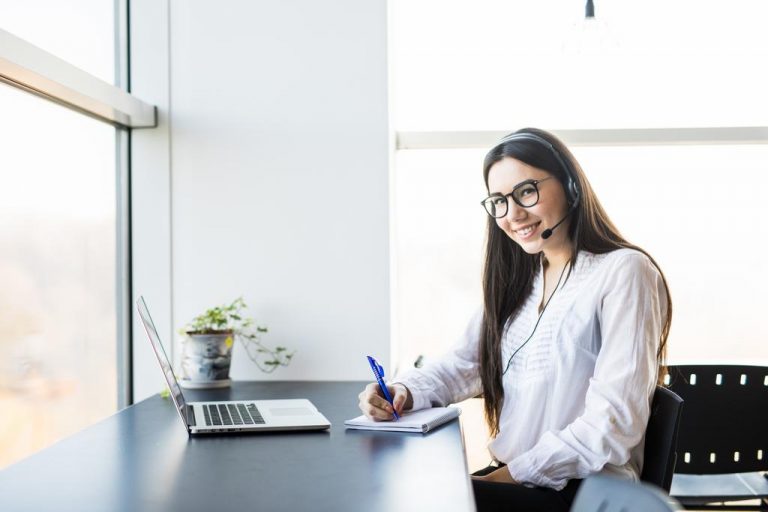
{"left": 136, "top": 296, "right": 189, "bottom": 426}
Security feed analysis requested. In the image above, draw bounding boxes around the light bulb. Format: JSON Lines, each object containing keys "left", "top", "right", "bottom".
{"left": 561, "top": 0, "right": 620, "bottom": 56}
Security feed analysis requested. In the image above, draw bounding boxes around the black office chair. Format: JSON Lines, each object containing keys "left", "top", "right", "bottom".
{"left": 572, "top": 474, "right": 683, "bottom": 512}
{"left": 667, "top": 364, "right": 768, "bottom": 510}
{"left": 641, "top": 385, "right": 684, "bottom": 491}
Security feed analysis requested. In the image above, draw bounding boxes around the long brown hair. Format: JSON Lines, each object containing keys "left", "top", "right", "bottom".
{"left": 479, "top": 127, "right": 672, "bottom": 435}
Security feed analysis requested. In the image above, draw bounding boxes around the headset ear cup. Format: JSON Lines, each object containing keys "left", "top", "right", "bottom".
{"left": 568, "top": 177, "right": 580, "bottom": 207}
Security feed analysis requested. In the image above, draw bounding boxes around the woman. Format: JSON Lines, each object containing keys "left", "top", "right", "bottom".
{"left": 357, "top": 127, "right": 672, "bottom": 511}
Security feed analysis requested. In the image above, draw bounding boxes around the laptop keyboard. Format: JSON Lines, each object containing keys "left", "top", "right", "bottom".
{"left": 202, "top": 403, "right": 265, "bottom": 426}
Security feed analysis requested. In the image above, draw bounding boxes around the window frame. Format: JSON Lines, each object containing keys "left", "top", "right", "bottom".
{"left": 396, "top": 127, "right": 768, "bottom": 150}
{"left": 0, "top": 1, "right": 158, "bottom": 408}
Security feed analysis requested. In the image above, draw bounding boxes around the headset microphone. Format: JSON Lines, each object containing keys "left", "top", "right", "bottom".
{"left": 541, "top": 204, "right": 576, "bottom": 240}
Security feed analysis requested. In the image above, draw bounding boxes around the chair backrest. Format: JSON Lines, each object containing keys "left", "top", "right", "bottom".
{"left": 641, "top": 386, "right": 684, "bottom": 491}
{"left": 572, "top": 475, "right": 682, "bottom": 512}
{"left": 666, "top": 364, "right": 768, "bottom": 475}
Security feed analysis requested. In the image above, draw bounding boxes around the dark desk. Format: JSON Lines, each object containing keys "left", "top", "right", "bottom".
{"left": 0, "top": 381, "right": 476, "bottom": 512}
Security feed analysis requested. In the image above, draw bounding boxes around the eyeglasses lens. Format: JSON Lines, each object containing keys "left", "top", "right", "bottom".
{"left": 483, "top": 196, "right": 507, "bottom": 218}
{"left": 514, "top": 183, "right": 539, "bottom": 208}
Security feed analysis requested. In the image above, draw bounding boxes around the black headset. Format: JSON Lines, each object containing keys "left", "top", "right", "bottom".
{"left": 492, "top": 132, "right": 581, "bottom": 209}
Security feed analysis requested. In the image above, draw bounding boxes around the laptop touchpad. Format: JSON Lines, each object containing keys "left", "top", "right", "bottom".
{"left": 269, "top": 407, "right": 314, "bottom": 416}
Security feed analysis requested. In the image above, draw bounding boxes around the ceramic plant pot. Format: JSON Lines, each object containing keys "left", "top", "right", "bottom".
{"left": 179, "top": 331, "right": 234, "bottom": 388}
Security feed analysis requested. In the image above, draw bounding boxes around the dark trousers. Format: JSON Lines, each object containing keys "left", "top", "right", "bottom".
{"left": 471, "top": 464, "right": 582, "bottom": 512}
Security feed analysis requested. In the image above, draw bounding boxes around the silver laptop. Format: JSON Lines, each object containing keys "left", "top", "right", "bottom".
{"left": 137, "top": 296, "right": 331, "bottom": 434}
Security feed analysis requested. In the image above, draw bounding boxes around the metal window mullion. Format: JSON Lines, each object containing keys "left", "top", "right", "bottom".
{"left": 115, "top": 0, "right": 133, "bottom": 408}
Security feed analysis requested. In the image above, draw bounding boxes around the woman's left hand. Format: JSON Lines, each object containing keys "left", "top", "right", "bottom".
{"left": 471, "top": 467, "right": 517, "bottom": 484}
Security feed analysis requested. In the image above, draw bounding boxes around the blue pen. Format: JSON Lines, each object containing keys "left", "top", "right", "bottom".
{"left": 367, "top": 355, "right": 400, "bottom": 420}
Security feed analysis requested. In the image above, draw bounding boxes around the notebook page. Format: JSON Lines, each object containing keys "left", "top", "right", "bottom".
{"left": 344, "top": 407, "right": 460, "bottom": 433}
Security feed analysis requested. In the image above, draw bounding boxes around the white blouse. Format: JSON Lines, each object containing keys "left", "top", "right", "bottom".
{"left": 394, "top": 248, "right": 667, "bottom": 490}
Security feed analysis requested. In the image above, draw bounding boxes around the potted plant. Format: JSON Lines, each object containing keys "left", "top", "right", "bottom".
{"left": 178, "top": 297, "right": 294, "bottom": 388}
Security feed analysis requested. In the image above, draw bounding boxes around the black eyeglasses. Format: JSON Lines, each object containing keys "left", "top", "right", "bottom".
{"left": 480, "top": 177, "right": 553, "bottom": 218}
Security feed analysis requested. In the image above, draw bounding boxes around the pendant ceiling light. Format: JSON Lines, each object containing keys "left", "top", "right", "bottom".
{"left": 562, "top": 0, "right": 618, "bottom": 55}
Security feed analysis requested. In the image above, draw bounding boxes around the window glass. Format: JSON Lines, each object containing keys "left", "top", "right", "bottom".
{"left": 391, "top": 0, "right": 768, "bottom": 131}
{"left": 392, "top": 149, "right": 486, "bottom": 371}
{"left": 393, "top": 145, "right": 768, "bottom": 371}
{"left": 0, "top": 0, "right": 115, "bottom": 83}
{"left": 0, "top": 82, "right": 117, "bottom": 468}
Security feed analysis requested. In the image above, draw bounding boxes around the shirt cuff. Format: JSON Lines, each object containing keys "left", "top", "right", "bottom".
{"left": 507, "top": 433, "right": 568, "bottom": 491}
{"left": 391, "top": 377, "right": 431, "bottom": 411}
{"left": 505, "top": 443, "right": 568, "bottom": 491}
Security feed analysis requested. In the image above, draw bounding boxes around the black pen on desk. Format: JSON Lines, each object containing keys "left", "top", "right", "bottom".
{"left": 367, "top": 355, "right": 400, "bottom": 420}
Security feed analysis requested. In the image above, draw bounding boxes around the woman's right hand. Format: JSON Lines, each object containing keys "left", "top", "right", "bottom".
{"left": 358, "top": 382, "right": 413, "bottom": 421}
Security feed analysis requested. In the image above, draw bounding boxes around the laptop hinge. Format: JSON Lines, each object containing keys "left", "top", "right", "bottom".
{"left": 186, "top": 405, "right": 197, "bottom": 427}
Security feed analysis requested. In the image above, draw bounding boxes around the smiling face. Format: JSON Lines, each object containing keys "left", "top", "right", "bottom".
{"left": 486, "top": 156, "right": 573, "bottom": 261}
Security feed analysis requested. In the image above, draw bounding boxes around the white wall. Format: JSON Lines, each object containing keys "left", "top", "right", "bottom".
{"left": 131, "top": 0, "right": 390, "bottom": 392}
{"left": 130, "top": 0, "right": 173, "bottom": 401}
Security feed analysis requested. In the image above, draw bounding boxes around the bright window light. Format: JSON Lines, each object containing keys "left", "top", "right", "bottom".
{"left": 0, "top": 1, "right": 117, "bottom": 469}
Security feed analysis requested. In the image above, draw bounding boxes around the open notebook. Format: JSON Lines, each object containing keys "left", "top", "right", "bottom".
{"left": 344, "top": 407, "right": 460, "bottom": 433}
